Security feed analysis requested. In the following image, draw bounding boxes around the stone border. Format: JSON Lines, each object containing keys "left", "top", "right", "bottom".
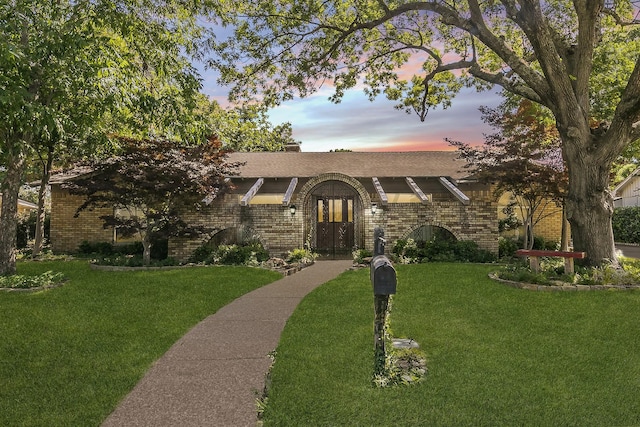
{"left": 89, "top": 261, "right": 313, "bottom": 275}
{"left": 489, "top": 273, "right": 640, "bottom": 291}
{"left": 89, "top": 263, "right": 195, "bottom": 272}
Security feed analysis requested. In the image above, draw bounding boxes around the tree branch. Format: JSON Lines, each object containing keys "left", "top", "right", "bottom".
{"left": 603, "top": 3, "right": 640, "bottom": 26}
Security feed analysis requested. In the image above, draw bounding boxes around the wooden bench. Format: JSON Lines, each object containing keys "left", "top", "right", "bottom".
{"left": 515, "top": 249, "right": 587, "bottom": 274}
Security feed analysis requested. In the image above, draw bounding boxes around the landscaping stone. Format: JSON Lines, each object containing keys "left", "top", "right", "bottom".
{"left": 392, "top": 338, "right": 420, "bottom": 349}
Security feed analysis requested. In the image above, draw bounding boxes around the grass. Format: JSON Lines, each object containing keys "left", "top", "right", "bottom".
{"left": 262, "top": 263, "right": 640, "bottom": 426}
{"left": 0, "top": 260, "right": 281, "bottom": 426}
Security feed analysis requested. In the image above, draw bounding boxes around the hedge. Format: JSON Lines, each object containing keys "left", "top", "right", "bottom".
{"left": 612, "top": 207, "right": 640, "bottom": 244}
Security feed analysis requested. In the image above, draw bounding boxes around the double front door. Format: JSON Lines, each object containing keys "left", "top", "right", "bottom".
{"left": 315, "top": 196, "right": 354, "bottom": 258}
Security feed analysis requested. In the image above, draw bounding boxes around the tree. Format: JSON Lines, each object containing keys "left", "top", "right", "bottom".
{"left": 210, "top": 1, "right": 640, "bottom": 265}
{"left": 63, "top": 137, "right": 238, "bottom": 266}
{"left": 450, "top": 99, "right": 567, "bottom": 250}
{"left": 203, "top": 100, "right": 300, "bottom": 151}
{"left": 0, "top": 0, "right": 210, "bottom": 274}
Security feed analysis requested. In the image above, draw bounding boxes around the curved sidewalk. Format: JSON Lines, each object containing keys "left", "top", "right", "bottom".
{"left": 102, "top": 260, "right": 353, "bottom": 427}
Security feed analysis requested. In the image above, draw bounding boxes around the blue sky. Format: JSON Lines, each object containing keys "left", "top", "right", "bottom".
{"left": 200, "top": 67, "right": 502, "bottom": 153}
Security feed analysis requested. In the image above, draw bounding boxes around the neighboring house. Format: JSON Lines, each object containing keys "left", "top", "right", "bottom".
{"left": 0, "top": 193, "right": 38, "bottom": 217}
{"left": 613, "top": 168, "right": 640, "bottom": 208}
{"left": 49, "top": 151, "right": 502, "bottom": 261}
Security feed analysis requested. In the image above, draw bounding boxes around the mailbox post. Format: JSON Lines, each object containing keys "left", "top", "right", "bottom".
{"left": 371, "top": 228, "right": 396, "bottom": 374}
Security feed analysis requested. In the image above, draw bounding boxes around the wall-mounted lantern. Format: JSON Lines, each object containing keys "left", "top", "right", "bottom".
{"left": 371, "top": 203, "right": 377, "bottom": 215}
{"left": 289, "top": 204, "right": 297, "bottom": 216}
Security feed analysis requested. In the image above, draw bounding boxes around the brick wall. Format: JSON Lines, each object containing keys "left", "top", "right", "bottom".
{"left": 51, "top": 178, "right": 499, "bottom": 261}
{"left": 50, "top": 185, "right": 113, "bottom": 253}
{"left": 167, "top": 180, "right": 499, "bottom": 262}
{"left": 370, "top": 191, "right": 498, "bottom": 254}
{"left": 168, "top": 193, "right": 305, "bottom": 261}
{"left": 498, "top": 192, "right": 565, "bottom": 243}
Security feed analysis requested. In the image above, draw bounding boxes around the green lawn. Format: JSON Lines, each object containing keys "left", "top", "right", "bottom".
{"left": 262, "top": 263, "right": 640, "bottom": 426}
{"left": 0, "top": 260, "right": 281, "bottom": 426}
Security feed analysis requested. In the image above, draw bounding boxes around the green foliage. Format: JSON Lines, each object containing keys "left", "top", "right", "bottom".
{"left": 188, "top": 244, "right": 215, "bottom": 264}
{"left": 0, "top": 0, "right": 212, "bottom": 274}
{"left": 498, "top": 236, "right": 558, "bottom": 260}
{"left": 612, "top": 207, "right": 640, "bottom": 244}
{"left": 16, "top": 210, "right": 50, "bottom": 249}
{"left": 204, "top": 101, "right": 300, "bottom": 152}
{"left": 286, "top": 247, "right": 318, "bottom": 264}
{"left": 496, "top": 256, "right": 640, "bottom": 286}
{"left": 352, "top": 248, "right": 373, "bottom": 264}
{"left": 77, "top": 239, "right": 169, "bottom": 265}
{"left": 498, "top": 237, "right": 520, "bottom": 259}
{"left": 216, "top": 243, "right": 270, "bottom": 266}
{"left": 0, "top": 270, "right": 64, "bottom": 289}
{"left": 189, "top": 241, "right": 270, "bottom": 266}
{"left": 391, "top": 238, "right": 496, "bottom": 264}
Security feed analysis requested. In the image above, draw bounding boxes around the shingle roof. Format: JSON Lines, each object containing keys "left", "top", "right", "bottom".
{"left": 228, "top": 151, "right": 468, "bottom": 180}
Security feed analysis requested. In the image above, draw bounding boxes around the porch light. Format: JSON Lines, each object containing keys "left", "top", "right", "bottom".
{"left": 289, "top": 204, "right": 296, "bottom": 216}
{"left": 371, "top": 203, "right": 377, "bottom": 215}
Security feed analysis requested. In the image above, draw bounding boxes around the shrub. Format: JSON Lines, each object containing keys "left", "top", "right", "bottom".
{"left": 352, "top": 249, "right": 373, "bottom": 264}
{"left": 188, "top": 245, "right": 215, "bottom": 264}
{"left": 216, "top": 242, "right": 269, "bottom": 266}
{"left": 78, "top": 241, "right": 115, "bottom": 256}
{"left": 286, "top": 247, "right": 318, "bottom": 264}
{"left": 16, "top": 211, "right": 50, "bottom": 249}
{"left": 78, "top": 239, "right": 168, "bottom": 262}
{"left": 189, "top": 241, "right": 270, "bottom": 266}
{"left": 612, "top": 207, "right": 640, "bottom": 244}
{"left": 499, "top": 237, "right": 520, "bottom": 259}
{"left": 392, "top": 238, "right": 496, "bottom": 264}
{"left": 497, "top": 236, "right": 558, "bottom": 259}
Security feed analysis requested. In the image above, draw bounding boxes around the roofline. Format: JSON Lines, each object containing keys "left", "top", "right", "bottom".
{"left": 613, "top": 167, "right": 640, "bottom": 194}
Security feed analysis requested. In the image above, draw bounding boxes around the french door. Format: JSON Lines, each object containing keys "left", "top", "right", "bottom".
{"left": 315, "top": 196, "right": 354, "bottom": 258}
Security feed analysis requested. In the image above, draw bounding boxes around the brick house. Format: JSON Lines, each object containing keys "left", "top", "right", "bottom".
{"left": 50, "top": 151, "right": 500, "bottom": 261}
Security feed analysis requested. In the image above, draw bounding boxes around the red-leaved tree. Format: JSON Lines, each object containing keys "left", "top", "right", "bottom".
{"left": 450, "top": 100, "right": 568, "bottom": 250}
{"left": 63, "top": 136, "right": 238, "bottom": 265}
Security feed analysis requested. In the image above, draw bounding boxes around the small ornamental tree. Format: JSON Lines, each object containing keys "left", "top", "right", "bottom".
{"left": 450, "top": 100, "right": 568, "bottom": 250}
{"left": 63, "top": 136, "right": 238, "bottom": 265}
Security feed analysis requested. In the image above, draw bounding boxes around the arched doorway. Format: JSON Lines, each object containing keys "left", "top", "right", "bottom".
{"left": 309, "top": 181, "right": 361, "bottom": 258}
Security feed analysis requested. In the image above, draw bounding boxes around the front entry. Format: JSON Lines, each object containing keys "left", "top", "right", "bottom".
{"left": 316, "top": 196, "right": 354, "bottom": 257}
{"left": 310, "top": 181, "right": 359, "bottom": 259}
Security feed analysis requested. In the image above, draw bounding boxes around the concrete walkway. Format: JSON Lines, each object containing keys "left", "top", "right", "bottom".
{"left": 102, "top": 260, "right": 353, "bottom": 427}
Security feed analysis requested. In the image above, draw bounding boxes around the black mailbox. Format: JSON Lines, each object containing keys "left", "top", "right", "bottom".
{"left": 370, "top": 255, "right": 396, "bottom": 295}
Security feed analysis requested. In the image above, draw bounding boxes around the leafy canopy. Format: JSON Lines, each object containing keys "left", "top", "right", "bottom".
{"left": 209, "top": 1, "right": 640, "bottom": 127}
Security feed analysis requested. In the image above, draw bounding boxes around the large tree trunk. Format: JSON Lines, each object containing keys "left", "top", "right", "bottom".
{"left": 0, "top": 148, "right": 26, "bottom": 275}
{"left": 564, "top": 152, "right": 618, "bottom": 267}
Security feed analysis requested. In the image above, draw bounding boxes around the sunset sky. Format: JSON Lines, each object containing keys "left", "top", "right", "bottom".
{"left": 200, "top": 68, "right": 503, "bottom": 153}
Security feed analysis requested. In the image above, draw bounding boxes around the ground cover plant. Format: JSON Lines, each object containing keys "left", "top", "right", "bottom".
{"left": 0, "top": 260, "right": 280, "bottom": 426}
{"left": 262, "top": 263, "right": 640, "bottom": 426}
{"left": 496, "top": 256, "right": 640, "bottom": 286}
